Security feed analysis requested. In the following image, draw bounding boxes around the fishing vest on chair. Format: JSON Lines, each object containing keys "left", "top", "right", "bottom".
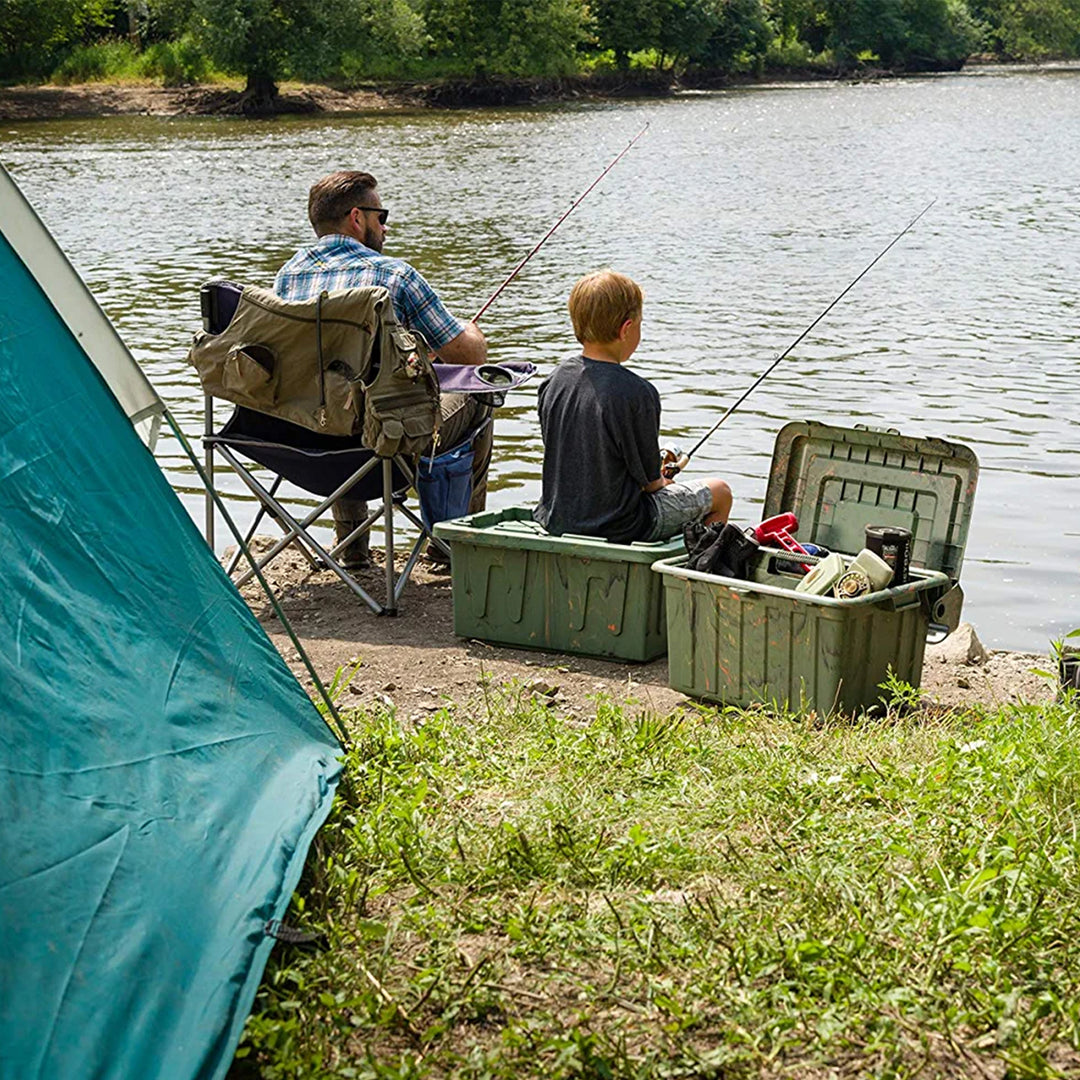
{"left": 188, "top": 283, "right": 440, "bottom": 457}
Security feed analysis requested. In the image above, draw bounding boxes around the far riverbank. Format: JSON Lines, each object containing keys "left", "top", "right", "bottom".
{"left": 3, "top": 61, "right": 1077, "bottom": 122}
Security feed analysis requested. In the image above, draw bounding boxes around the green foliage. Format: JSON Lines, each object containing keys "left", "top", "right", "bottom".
{"left": 589, "top": 0, "right": 772, "bottom": 73}
{"left": 234, "top": 685, "right": 1080, "bottom": 1076}
{"left": 824, "top": 0, "right": 983, "bottom": 70}
{"left": 6, "top": 0, "right": 1080, "bottom": 86}
{"left": 590, "top": 0, "right": 662, "bottom": 68}
{"left": 51, "top": 38, "right": 139, "bottom": 83}
{"left": 0, "top": 0, "right": 114, "bottom": 80}
{"left": 144, "top": 0, "right": 197, "bottom": 42}
{"left": 338, "top": 0, "right": 427, "bottom": 81}
{"left": 137, "top": 34, "right": 210, "bottom": 84}
{"left": 692, "top": 0, "right": 773, "bottom": 72}
{"left": 421, "top": 0, "right": 590, "bottom": 77}
{"left": 971, "top": 0, "right": 1080, "bottom": 57}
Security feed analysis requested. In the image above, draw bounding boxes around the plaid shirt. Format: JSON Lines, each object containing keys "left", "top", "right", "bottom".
{"left": 274, "top": 234, "right": 464, "bottom": 349}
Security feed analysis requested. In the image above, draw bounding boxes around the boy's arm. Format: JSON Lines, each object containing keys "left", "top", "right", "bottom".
{"left": 642, "top": 476, "right": 673, "bottom": 494}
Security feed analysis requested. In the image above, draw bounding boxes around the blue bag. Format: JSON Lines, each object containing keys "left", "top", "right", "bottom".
{"left": 418, "top": 439, "right": 475, "bottom": 531}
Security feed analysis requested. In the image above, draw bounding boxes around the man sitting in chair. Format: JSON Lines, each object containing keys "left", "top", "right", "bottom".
{"left": 275, "top": 169, "right": 492, "bottom": 569}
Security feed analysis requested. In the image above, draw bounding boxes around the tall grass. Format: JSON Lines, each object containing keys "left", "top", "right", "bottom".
{"left": 50, "top": 35, "right": 216, "bottom": 86}
{"left": 231, "top": 678, "right": 1080, "bottom": 1078}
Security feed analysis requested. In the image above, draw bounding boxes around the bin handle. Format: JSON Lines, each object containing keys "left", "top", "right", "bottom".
{"left": 889, "top": 588, "right": 924, "bottom": 612}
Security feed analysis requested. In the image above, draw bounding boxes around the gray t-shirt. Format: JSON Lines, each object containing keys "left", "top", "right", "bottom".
{"left": 533, "top": 354, "right": 661, "bottom": 543}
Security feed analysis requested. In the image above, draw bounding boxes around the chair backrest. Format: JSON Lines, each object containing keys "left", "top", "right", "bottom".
{"left": 190, "top": 283, "right": 382, "bottom": 437}
{"left": 189, "top": 282, "right": 441, "bottom": 458}
{"left": 200, "top": 280, "right": 243, "bottom": 334}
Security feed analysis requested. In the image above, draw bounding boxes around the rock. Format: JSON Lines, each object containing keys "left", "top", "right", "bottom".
{"left": 525, "top": 678, "right": 559, "bottom": 698}
{"left": 381, "top": 681, "right": 397, "bottom": 692}
{"left": 957, "top": 675, "right": 972, "bottom": 689}
{"left": 925, "top": 622, "right": 988, "bottom": 667}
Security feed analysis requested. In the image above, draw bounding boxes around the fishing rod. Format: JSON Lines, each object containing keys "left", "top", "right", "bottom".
{"left": 661, "top": 198, "right": 937, "bottom": 479}
{"left": 472, "top": 121, "right": 650, "bottom": 323}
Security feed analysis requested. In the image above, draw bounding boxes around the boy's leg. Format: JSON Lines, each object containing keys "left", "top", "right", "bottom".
{"left": 644, "top": 478, "right": 732, "bottom": 542}
{"left": 702, "top": 478, "right": 733, "bottom": 525}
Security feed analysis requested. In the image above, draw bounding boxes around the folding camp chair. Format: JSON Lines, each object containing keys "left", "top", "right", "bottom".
{"left": 195, "top": 280, "right": 533, "bottom": 615}
{"left": 197, "top": 281, "right": 442, "bottom": 615}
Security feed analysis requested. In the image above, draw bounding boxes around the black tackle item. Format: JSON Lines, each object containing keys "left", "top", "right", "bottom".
{"left": 865, "top": 525, "right": 912, "bottom": 586}
{"left": 684, "top": 521, "right": 761, "bottom": 579}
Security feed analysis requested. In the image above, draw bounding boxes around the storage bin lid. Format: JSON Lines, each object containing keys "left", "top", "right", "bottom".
{"left": 434, "top": 505, "right": 684, "bottom": 562}
{"left": 763, "top": 422, "right": 978, "bottom": 582}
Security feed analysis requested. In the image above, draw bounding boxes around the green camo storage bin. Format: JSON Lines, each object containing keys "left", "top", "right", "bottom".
{"left": 434, "top": 506, "right": 684, "bottom": 661}
{"left": 653, "top": 421, "right": 979, "bottom": 714}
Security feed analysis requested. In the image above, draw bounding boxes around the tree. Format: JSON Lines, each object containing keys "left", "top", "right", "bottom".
{"left": 590, "top": 0, "right": 662, "bottom": 68}
{"left": 0, "top": 0, "right": 114, "bottom": 79}
{"left": 692, "top": 0, "right": 773, "bottom": 71}
{"left": 422, "top": 0, "right": 590, "bottom": 76}
{"left": 191, "top": 0, "right": 405, "bottom": 110}
{"left": 969, "top": 0, "right": 1080, "bottom": 58}
{"left": 823, "top": 0, "right": 980, "bottom": 70}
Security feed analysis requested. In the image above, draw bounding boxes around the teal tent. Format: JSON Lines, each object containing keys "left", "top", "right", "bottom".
{"left": 0, "top": 163, "right": 341, "bottom": 1079}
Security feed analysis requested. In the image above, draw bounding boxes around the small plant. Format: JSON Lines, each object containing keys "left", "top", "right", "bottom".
{"left": 1049, "top": 627, "right": 1080, "bottom": 697}
{"left": 876, "top": 666, "right": 925, "bottom": 715}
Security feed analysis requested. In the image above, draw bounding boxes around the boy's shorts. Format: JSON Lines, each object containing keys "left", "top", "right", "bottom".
{"left": 642, "top": 479, "right": 714, "bottom": 542}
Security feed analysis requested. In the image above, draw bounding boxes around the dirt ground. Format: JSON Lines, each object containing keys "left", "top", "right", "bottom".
{"left": 0, "top": 83, "right": 404, "bottom": 122}
{"left": 232, "top": 541, "right": 1055, "bottom": 725}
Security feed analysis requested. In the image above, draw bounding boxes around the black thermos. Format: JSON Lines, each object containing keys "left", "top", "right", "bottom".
{"left": 865, "top": 525, "right": 912, "bottom": 586}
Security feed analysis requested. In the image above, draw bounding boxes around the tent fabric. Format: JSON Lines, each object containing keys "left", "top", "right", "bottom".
{"left": 0, "top": 164, "right": 163, "bottom": 427}
{"left": 0, "top": 214, "right": 341, "bottom": 1075}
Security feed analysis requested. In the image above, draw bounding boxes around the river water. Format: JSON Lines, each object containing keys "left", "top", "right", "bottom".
{"left": 3, "top": 68, "right": 1078, "bottom": 652}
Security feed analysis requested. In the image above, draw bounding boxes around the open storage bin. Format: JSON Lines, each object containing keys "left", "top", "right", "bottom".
{"left": 434, "top": 506, "right": 684, "bottom": 661}
{"left": 653, "top": 422, "right": 979, "bottom": 713}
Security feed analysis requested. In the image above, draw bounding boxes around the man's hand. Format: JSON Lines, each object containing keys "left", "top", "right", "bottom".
{"left": 435, "top": 321, "right": 487, "bottom": 366}
{"left": 642, "top": 476, "right": 675, "bottom": 494}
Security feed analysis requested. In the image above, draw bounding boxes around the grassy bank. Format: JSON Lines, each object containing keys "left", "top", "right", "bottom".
{"left": 231, "top": 677, "right": 1080, "bottom": 1078}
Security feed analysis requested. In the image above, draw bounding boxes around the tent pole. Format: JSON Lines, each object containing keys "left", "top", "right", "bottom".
{"left": 164, "top": 409, "right": 347, "bottom": 745}
{"left": 204, "top": 393, "right": 215, "bottom": 549}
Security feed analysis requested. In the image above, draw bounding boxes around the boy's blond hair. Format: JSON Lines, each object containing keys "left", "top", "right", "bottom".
{"left": 568, "top": 270, "right": 643, "bottom": 344}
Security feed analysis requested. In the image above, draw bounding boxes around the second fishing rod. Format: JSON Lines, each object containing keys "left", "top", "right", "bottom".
{"left": 471, "top": 122, "right": 649, "bottom": 324}
{"left": 661, "top": 199, "right": 936, "bottom": 480}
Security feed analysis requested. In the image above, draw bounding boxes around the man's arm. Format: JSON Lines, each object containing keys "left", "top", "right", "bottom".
{"left": 435, "top": 321, "right": 487, "bottom": 366}
{"left": 397, "top": 264, "right": 486, "bottom": 364}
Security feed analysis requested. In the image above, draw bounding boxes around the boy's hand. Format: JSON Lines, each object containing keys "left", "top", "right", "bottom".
{"left": 659, "top": 445, "right": 688, "bottom": 480}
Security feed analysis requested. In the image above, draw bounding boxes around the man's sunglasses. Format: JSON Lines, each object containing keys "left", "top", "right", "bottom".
{"left": 355, "top": 205, "right": 389, "bottom": 225}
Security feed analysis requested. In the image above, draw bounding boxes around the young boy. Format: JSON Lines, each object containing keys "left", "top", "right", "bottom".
{"left": 533, "top": 269, "right": 732, "bottom": 544}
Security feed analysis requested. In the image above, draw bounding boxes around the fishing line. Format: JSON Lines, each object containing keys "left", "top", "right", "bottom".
{"left": 472, "top": 121, "right": 650, "bottom": 322}
{"left": 663, "top": 198, "right": 937, "bottom": 478}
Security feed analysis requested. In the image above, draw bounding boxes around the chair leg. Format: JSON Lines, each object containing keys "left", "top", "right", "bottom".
{"left": 394, "top": 533, "right": 428, "bottom": 604}
{"left": 383, "top": 458, "right": 396, "bottom": 616}
{"left": 220, "top": 448, "right": 384, "bottom": 614}
{"left": 225, "top": 474, "right": 281, "bottom": 577}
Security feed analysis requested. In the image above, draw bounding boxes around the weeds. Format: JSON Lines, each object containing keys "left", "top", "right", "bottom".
{"left": 50, "top": 35, "right": 218, "bottom": 86}
{"left": 232, "top": 685, "right": 1080, "bottom": 1078}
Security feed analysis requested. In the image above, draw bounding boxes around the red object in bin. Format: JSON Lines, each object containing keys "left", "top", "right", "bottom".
{"left": 754, "top": 512, "right": 811, "bottom": 572}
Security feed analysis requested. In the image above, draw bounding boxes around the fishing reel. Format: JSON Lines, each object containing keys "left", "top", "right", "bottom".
{"left": 660, "top": 445, "right": 689, "bottom": 480}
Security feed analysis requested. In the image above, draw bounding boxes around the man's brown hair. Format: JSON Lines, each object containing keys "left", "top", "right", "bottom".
{"left": 567, "top": 269, "right": 643, "bottom": 344}
{"left": 308, "top": 171, "right": 378, "bottom": 236}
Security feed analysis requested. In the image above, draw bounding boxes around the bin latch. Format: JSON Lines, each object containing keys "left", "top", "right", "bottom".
{"left": 924, "top": 583, "right": 964, "bottom": 642}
